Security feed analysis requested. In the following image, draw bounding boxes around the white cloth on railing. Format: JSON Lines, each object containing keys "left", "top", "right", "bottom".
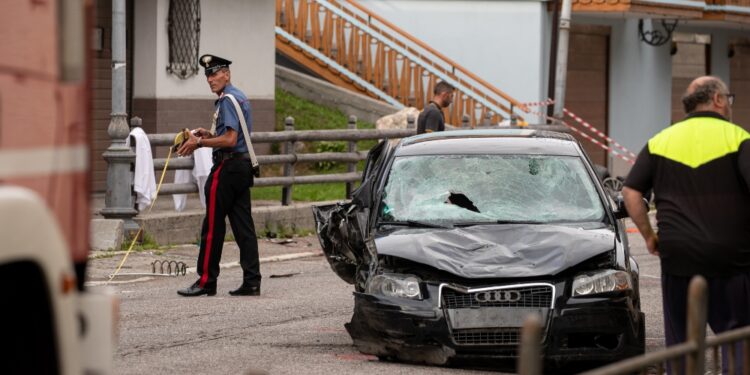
{"left": 125, "top": 127, "right": 157, "bottom": 211}
{"left": 173, "top": 147, "right": 213, "bottom": 212}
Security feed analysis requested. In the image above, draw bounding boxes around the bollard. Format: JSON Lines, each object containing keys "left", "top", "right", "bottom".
{"left": 346, "top": 115, "right": 357, "bottom": 199}
{"left": 407, "top": 114, "right": 416, "bottom": 129}
{"left": 483, "top": 111, "right": 493, "bottom": 127}
{"left": 281, "top": 117, "right": 295, "bottom": 206}
{"left": 686, "top": 275, "right": 708, "bottom": 375}
{"left": 461, "top": 114, "right": 470, "bottom": 128}
{"left": 518, "top": 314, "right": 543, "bottom": 375}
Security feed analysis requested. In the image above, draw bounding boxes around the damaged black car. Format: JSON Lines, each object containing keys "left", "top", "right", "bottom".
{"left": 313, "top": 129, "right": 645, "bottom": 368}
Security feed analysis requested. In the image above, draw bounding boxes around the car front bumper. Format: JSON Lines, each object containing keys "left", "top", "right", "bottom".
{"left": 345, "top": 284, "right": 644, "bottom": 366}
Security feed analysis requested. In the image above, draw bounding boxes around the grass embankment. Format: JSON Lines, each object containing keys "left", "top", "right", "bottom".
{"left": 252, "top": 89, "right": 377, "bottom": 202}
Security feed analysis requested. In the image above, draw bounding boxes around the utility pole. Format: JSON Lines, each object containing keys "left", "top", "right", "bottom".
{"left": 552, "top": 0, "right": 573, "bottom": 121}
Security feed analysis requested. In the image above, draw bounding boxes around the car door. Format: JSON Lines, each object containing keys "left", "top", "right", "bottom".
{"left": 312, "top": 141, "right": 388, "bottom": 287}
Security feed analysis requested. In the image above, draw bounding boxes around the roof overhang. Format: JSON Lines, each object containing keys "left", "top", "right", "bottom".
{"left": 571, "top": 0, "right": 750, "bottom": 25}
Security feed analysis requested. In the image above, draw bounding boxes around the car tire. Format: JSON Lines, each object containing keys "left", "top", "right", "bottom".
{"left": 637, "top": 313, "right": 646, "bottom": 354}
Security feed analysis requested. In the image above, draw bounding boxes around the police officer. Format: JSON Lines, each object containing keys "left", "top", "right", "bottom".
{"left": 176, "top": 54, "right": 261, "bottom": 297}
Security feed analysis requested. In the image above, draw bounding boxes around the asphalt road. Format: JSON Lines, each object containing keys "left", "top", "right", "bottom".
{"left": 88, "top": 218, "right": 666, "bottom": 375}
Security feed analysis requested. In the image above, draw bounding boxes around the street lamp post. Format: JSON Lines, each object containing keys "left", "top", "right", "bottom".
{"left": 100, "top": 0, "right": 138, "bottom": 235}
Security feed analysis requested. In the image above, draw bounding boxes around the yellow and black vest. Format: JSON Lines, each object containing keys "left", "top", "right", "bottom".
{"left": 625, "top": 112, "right": 750, "bottom": 277}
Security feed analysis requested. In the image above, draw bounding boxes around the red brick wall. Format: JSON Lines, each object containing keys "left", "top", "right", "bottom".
{"left": 671, "top": 42, "right": 707, "bottom": 124}
{"left": 566, "top": 25, "right": 610, "bottom": 167}
{"left": 731, "top": 43, "right": 750, "bottom": 132}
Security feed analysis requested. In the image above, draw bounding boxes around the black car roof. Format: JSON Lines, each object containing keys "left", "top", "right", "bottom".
{"left": 394, "top": 129, "right": 581, "bottom": 157}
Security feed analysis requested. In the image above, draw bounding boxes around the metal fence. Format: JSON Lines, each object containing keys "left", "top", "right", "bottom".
{"left": 138, "top": 115, "right": 415, "bottom": 206}
{"left": 517, "top": 275, "right": 750, "bottom": 375}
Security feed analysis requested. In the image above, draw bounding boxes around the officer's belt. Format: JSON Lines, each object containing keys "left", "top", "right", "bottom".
{"left": 213, "top": 151, "right": 251, "bottom": 162}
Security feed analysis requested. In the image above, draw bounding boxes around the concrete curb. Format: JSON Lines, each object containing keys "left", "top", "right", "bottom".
{"left": 130, "top": 200, "right": 340, "bottom": 246}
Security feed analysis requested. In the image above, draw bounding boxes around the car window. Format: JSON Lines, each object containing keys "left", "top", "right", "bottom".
{"left": 379, "top": 154, "right": 604, "bottom": 223}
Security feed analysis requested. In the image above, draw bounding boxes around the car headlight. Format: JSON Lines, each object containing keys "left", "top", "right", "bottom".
{"left": 366, "top": 273, "right": 422, "bottom": 299}
{"left": 572, "top": 270, "right": 632, "bottom": 296}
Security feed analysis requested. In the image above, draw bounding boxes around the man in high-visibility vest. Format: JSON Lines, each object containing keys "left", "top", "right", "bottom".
{"left": 623, "top": 76, "right": 750, "bottom": 372}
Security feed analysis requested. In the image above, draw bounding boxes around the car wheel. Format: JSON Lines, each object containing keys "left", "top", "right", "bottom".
{"left": 602, "top": 176, "right": 624, "bottom": 199}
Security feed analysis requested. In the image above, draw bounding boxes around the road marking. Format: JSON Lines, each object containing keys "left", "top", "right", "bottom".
{"left": 85, "top": 251, "right": 323, "bottom": 287}
{"left": 186, "top": 251, "right": 322, "bottom": 274}
{"left": 641, "top": 274, "right": 660, "bottom": 279}
{"left": 86, "top": 276, "right": 155, "bottom": 286}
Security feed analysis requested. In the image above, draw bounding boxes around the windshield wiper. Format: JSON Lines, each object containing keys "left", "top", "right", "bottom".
{"left": 454, "top": 220, "right": 546, "bottom": 227}
{"left": 378, "top": 220, "right": 453, "bottom": 229}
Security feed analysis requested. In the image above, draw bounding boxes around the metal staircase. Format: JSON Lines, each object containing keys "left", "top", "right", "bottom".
{"left": 275, "top": 0, "right": 529, "bottom": 126}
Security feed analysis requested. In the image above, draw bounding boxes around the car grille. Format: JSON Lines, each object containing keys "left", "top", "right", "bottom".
{"left": 442, "top": 285, "right": 553, "bottom": 309}
{"left": 452, "top": 328, "right": 521, "bottom": 345}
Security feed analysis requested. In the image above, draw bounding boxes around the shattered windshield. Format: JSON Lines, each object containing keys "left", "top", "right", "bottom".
{"left": 379, "top": 154, "right": 604, "bottom": 224}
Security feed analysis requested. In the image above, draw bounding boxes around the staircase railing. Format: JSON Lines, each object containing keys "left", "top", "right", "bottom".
{"left": 276, "top": 0, "right": 529, "bottom": 127}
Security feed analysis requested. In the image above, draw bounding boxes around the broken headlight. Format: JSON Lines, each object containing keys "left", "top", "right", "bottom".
{"left": 572, "top": 269, "right": 632, "bottom": 296}
{"left": 366, "top": 273, "right": 422, "bottom": 299}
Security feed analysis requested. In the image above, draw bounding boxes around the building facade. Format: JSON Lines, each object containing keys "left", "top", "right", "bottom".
{"left": 359, "top": 0, "right": 750, "bottom": 176}
{"left": 92, "top": 0, "right": 275, "bottom": 191}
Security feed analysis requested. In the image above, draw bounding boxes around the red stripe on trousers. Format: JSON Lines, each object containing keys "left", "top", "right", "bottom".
{"left": 199, "top": 162, "right": 224, "bottom": 288}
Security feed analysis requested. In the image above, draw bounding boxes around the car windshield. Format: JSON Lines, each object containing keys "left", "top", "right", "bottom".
{"left": 379, "top": 154, "right": 604, "bottom": 224}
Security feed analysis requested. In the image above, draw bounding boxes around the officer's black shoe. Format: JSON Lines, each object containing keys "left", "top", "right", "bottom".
{"left": 177, "top": 282, "right": 217, "bottom": 297}
{"left": 228, "top": 284, "right": 260, "bottom": 296}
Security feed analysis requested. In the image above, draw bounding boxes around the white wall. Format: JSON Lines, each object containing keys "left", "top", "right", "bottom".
{"left": 710, "top": 31, "right": 731, "bottom": 84}
{"left": 133, "top": 0, "right": 275, "bottom": 100}
{"left": 607, "top": 19, "right": 672, "bottom": 176}
{"left": 358, "top": 0, "right": 551, "bottom": 106}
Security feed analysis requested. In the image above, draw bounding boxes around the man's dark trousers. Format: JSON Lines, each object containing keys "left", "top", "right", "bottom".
{"left": 196, "top": 157, "right": 260, "bottom": 289}
{"left": 663, "top": 272, "right": 750, "bottom": 374}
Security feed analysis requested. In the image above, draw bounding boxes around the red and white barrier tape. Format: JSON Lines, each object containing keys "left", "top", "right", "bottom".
{"left": 521, "top": 98, "right": 555, "bottom": 108}
{"left": 560, "top": 119, "right": 635, "bottom": 165}
{"left": 527, "top": 108, "right": 635, "bottom": 165}
{"left": 562, "top": 108, "right": 637, "bottom": 159}
{"left": 521, "top": 98, "right": 637, "bottom": 163}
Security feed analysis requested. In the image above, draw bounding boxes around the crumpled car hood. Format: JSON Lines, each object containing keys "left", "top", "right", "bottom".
{"left": 375, "top": 224, "right": 614, "bottom": 278}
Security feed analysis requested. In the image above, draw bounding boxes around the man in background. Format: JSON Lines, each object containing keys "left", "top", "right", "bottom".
{"left": 417, "top": 81, "right": 455, "bottom": 134}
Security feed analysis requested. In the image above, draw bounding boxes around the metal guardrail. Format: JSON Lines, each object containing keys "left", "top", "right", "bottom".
{"left": 517, "top": 275, "right": 750, "bottom": 375}
{"left": 135, "top": 115, "right": 416, "bottom": 206}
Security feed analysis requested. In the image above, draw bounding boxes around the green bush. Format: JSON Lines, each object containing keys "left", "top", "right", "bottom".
{"left": 314, "top": 141, "right": 347, "bottom": 171}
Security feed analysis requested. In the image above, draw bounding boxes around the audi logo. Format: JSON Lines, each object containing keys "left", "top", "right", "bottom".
{"left": 474, "top": 290, "right": 522, "bottom": 303}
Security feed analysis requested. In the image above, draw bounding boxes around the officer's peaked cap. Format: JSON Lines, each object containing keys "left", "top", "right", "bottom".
{"left": 199, "top": 54, "right": 232, "bottom": 76}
